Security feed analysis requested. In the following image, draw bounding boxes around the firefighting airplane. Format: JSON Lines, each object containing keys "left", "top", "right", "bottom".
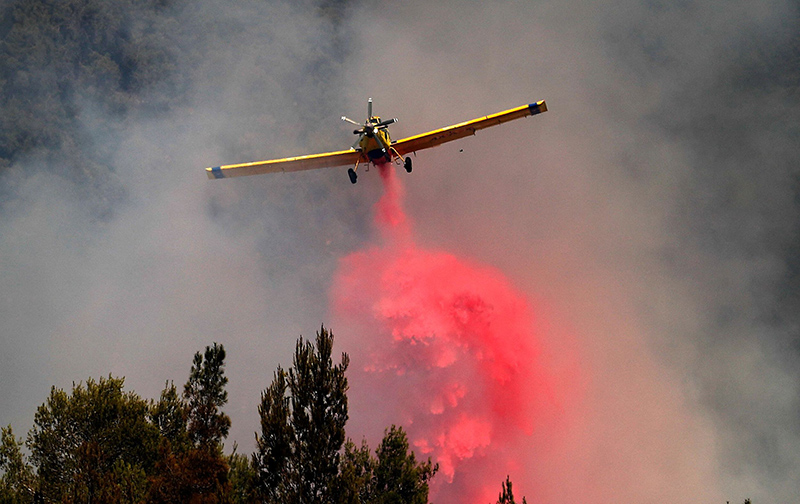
{"left": 205, "top": 99, "right": 547, "bottom": 184}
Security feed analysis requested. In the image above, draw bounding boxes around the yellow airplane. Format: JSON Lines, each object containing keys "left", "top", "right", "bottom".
{"left": 206, "top": 98, "right": 547, "bottom": 184}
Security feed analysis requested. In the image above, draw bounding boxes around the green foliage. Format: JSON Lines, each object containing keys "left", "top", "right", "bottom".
{"left": 336, "top": 439, "right": 373, "bottom": 504}
{"left": 26, "top": 376, "right": 160, "bottom": 503}
{"left": 0, "top": 425, "right": 35, "bottom": 504}
{"left": 147, "top": 442, "right": 230, "bottom": 504}
{"left": 371, "top": 426, "right": 437, "bottom": 504}
{"left": 19, "top": 346, "right": 234, "bottom": 504}
{"left": 150, "top": 381, "right": 189, "bottom": 452}
{"left": 254, "top": 326, "right": 350, "bottom": 503}
{"left": 149, "top": 343, "right": 232, "bottom": 503}
{"left": 227, "top": 447, "right": 256, "bottom": 504}
{"left": 337, "top": 427, "right": 438, "bottom": 504}
{"left": 0, "top": 0, "right": 190, "bottom": 212}
{"left": 253, "top": 366, "right": 292, "bottom": 502}
{"left": 184, "top": 343, "right": 231, "bottom": 450}
{"left": 288, "top": 327, "right": 350, "bottom": 503}
{"left": 253, "top": 328, "right": 437, "bottom": 504}
{"left": 6, "top": 330, "right": 444, "bottom": 504}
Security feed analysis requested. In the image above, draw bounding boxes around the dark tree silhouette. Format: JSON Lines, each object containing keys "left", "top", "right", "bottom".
{"left": 497, "top": 475, "right": 527, "bottom": 504}
{"left": 254, "top": 326, "right": 349, "bottom": 504}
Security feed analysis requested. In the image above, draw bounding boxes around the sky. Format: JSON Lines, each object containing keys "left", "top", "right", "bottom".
{"left": 1, "top": 0, "right": 799, "bottom": 502}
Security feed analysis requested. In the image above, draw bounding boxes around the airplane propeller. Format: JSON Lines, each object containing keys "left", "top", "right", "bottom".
{"left": 341, "top": 117, "right": 398, "bottom": 135}
{"left": 341, "top": 98, "right": 397, "bottom": 138}
{"left": 341, "top": 116, "right": 362, "bottom": 127}
{"left": 341, "top": 98, "right": 399, "bottom": 163}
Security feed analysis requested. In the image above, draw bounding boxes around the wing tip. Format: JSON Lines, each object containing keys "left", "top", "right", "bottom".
{"left": 528, "top": 100, "right": 548, "bottom": 115}
{"left": 206, "top": 166, "right": 224, "bottom": 179}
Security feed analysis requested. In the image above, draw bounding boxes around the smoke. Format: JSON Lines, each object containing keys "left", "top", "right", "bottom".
{"left": 0, "top": 0, "right": 366, "bottom": 455}
{"left": 1, "top": 0, "right": 799, "bottom": 502}
{"left": 330, "top": 0, "right": 800, "bottom": 502}
{"left": 332, "top": 165, "right": 575, "bottom": 502}
{"left": 331, "top": 163, "right": 722, "bottom": 503}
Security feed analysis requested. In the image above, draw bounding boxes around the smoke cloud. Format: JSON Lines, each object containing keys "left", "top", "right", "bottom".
{"left": 2, "top": 0, "right": 799, "bottom": 502}
{"left": 0, "top": 0, "right": 367, "bottom": 458}
{"left": 332, "top": 165, "right": 576, "bottom": 502}
{"left": 332, "top": 0, "right": 800, "bottom": 502}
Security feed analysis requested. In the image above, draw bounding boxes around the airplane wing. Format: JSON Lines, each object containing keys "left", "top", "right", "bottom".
{"left": 392, "top": 101, "right": 547, "bottom": 156}
{"left": 206, "top": 148, "right": 362, "bottom": 179}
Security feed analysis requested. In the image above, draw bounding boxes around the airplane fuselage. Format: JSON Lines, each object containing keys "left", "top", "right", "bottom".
{"left": 358, "top": 123, "right": 393, "bottom": 164}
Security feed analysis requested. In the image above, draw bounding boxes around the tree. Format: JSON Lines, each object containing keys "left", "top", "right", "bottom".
{"left": 253, "top": 328, "right": 437, "bottom": 504}
{"left": 8, "top": 331, "right": 444, "bottom": 504}
{"left": 149, "top": 381, "right": 189, "bottom": 452}
{"left": 336, "top": 439, "right": 373, "bottom": 504}
{"left": 336, "top": 426, "right": 437, "bottom": 504}
{"left": 148, "top": 343, "right": 232, "bottom": 504}
{"left": 288, "top": 327, "right": 349, "bottom": 504}
{"left": 26, "top": 376, "right": 159, "bottom": 503}
{"left": 0, "top": 425, "right": 35, "bottom": 504}
{"left": 370, "top": 426, "right": 437, "bottom": 504}
{"left": 184, "top": 343, "right": 231, "bottom": 450}
{"left": 497, "top": 476, "right": 527, "bottom": 504}
{"left": 254, "top": 326, "right": 350, "bottom": 504}
{"left": 227, "top": 447, "right": 256, "bottom": 504}
{"left": 252, "top": 367, "right": 292, "bottom": 503}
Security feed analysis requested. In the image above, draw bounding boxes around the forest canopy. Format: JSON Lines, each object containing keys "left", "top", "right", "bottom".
{"left": 0, "top": 327, "right": 446, "bottom": 504}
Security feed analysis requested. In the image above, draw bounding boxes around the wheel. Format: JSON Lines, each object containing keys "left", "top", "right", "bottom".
{"left": 404, "top": 156, "right": 412, "bottom": 173}
{"left": 348, "top": 168, "right": 358, "bottom": 184}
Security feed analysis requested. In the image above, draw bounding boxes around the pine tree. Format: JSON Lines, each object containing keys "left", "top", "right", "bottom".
{"left": 336, "top": 439, "right": 373, "bottom": 504}
{"left": 26, "top": 377, "right": 159, "bottom": 503}
{"left": 253, "top": 327, "right": 438, "bottom": 504}
{"left": 0, "top": 425, "right": 35, "bottom": 503}
{"left": 497, "top": 476, "right": 527, "bottom": 504}
{"left": 253, "top": 366, "right": 293, "bottom": 503}
{"left": 369, "top": 426, "right": 438, "bottom": 504}
{"left": 149, "top": 381, "right": 190, "bottom": 452}
{"left": 184, "top": 343, "right": 231, "bottom": 450}
{"left": 227, "top": 446, "right": 257, "bottom": 504}
{"left": 254, "top": 326, "right": 349, "bottom": 504}
{"left": 148, "top": 343, "right": 232, "bottom": 504}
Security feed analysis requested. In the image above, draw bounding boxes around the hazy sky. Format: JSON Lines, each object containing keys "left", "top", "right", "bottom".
{"left": 1, "top": 0, "right": 799, "bottom": 502}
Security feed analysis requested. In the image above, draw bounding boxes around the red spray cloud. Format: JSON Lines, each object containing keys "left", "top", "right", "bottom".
{"left": 332, "top": 165, "right": 565, "bottom": 502}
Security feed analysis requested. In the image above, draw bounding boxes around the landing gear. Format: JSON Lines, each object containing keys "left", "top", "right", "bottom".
{"left": 404, "top": 156, "right": 412, "bottom": 173}
{"left": 348, "top": 168, "right": 358, "bottom": 184}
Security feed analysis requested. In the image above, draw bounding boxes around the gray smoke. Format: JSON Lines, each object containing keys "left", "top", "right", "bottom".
{"left": 1, "top": 0, "right": 798, "bottom": 502}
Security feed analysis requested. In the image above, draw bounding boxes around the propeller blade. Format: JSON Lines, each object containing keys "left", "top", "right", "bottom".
{"left": 367, "top": 98, "right": 373, "bottom": 120}
{"left": 376, "top": 117, "right": 398, "bottom": 128}
{"left": 342, "top": 116, "right": 363, "bottom": 127}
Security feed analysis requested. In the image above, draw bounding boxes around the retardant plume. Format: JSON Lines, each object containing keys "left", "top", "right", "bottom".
{"left": 332, "top": 165, "right": 569, "bottom": 502}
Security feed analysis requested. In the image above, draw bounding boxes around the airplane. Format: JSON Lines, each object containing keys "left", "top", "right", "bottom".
{"left": 205, "top": 98, "right": 547, "bottom": 184}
